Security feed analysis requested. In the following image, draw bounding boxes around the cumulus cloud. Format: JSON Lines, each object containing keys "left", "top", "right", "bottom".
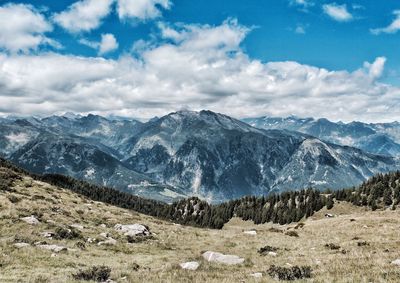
{"left": 323, "top": 3, "right": 353, "bottom": 22}
{"left": 0, "top": 3, "right": 55, "bottom": 53}
{"left": 53, "top": 0, "right": 114, "bottom": 33}
{"left": 0, "top": 20, "right": 399, "bottom": 122}
{"left": 116, "top": 0, "right": 171, "bottom": 21}
{"left": 80, "top": 33, "right": 119, "bottom": 55}
{"left": 371, "top": 10, "right": 400, "bottom": 35}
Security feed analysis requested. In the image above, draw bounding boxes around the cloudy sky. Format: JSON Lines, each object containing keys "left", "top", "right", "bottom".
{"left": 0, "top": 0, "right": 399, "bottom": 122}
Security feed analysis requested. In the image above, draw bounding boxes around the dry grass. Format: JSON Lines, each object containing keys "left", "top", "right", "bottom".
{"left": 1, "top": 174, "right": 400, "bottom": 282}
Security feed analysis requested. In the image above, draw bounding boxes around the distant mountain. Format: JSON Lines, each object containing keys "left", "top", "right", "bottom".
{"left": 1, "top": 111, "right": 399, "bottom": 202}
{"left": 243, "top": 116, "right": 400, "bottom": 157}
{"left": 0, "top": 116, "right": 186, "bottom": 203}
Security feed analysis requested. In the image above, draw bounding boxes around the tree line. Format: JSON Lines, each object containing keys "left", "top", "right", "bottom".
{"left": 1, "top": 157, "right": 399, "bottom": 229}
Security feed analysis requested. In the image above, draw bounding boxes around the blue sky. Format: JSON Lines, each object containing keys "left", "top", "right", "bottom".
{"left": 0, "top": 0, "right": 399, "bottom": 121}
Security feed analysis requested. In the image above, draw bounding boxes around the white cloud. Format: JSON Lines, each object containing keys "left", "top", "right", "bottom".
{"left": 116, "top": 0, "right": 171, "bottom": 21}
{"left": 0, "top": 20, "right": 398, "bottom": 123}
{"left": 0, "top": 3, "right": 54, "bottom": 53}
{"left": 290, "top": 0, "right": 313, "bottom": 8}
{"left": 99, "top": 34, "right": 119, "bottom": 54}
{"left": 323, "top": 3, "right": 353, "bottom": 22}
{"left": 80, "top": 33, "right": 119, "bottom": 55}
{"left": 371, "top": 10, "right": 400, "bottom": 35}
{"left": 295, "top": 24, "right": 306, "bottom": 34}
{"left": 53, "top": 0, "right": 114, "bottom": 33}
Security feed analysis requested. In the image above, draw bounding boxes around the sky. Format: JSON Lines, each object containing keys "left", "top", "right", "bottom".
{"left": 0, "top": 0, "right": 399, "bottom": 122}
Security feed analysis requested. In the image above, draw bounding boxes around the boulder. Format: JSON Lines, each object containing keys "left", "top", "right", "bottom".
{"left": 70, "top": 224, "right": 84, "bottom": 230}
{"left": 202, "top": 251, "right": 244, "bottom": 265}
{"left": 391, "top": 259, "right": 400, "bottom": 266}
{"left": 114, "top": 224, "right": 150, "bottom": 237}
{"left": 14, "top": 243, "right": 30, "bottom": 248}
{"left": 40, "top": 231, "right": 55, "bottom": 238}
{"left": 37, "top": 244, "right": 67, "bottom": 253}
{"left": 250, "top": 272, "right": 263, "bottom": 278}
{"left": 180, "top": 261, "right": 200, "bottom": 270}
{"left": 244, "top": 230, "right": 257, "bottom": 235}
{"left": 20, "top": 215, "right": 39, "bottom": 225}
{"left": 98, "top": 238, "right": 117, "bottom": 246}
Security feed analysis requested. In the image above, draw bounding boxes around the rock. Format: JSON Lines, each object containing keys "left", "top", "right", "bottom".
{"left": 391, "top": 259, "right": 400, "bottom": 266}
{"left": 87, "top": 237, "right": 95, "bottom": 243}
{"left": 37, "top": 244, "right": 67, "bottom": 253}
{"left": 100, "top": 232, "right": 110, "bottom": 239}
{"left": 70, "top": 224, "right": 84, "bottom": 230}
{"left": 250, "top": 272, "right": 263, "bottom": 278}
{"left": 325, "top": 213, "right": 334, "bottom": 218}
{"left": 244, "top": 230, "right": 257, "bottom": 235}
{"left": 20, "top": 215, "right": 39, "bottom": 225}
{"left": 114, "top": 224, "right": 151, "bottom": 237}
{"left": 180, "top": 261, "right": 200, "bottom": 270}
{"left": 99, "top": 224, "right": 107, "bottom": 228}
{"left": 98, "top": 238, "right": 117, "bottom": 246}
{"left": 202, "top": 251, "right": 245, "bottom": 265}
{"left": 40, "top": 231, "right": 55, "bottom": 238}
{"left": 14, "top": 243, "right": 30, "bottom": 248}
{"left": 268, "top": 252, "right": 277, "bottom": 257}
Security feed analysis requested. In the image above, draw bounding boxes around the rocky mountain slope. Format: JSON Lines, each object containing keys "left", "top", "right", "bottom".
{"left": 2, "top": 160, "right": 400, "bottom": 282}
{"left": 1, "top": 111, "right": 399, "bottom": 202}
{"left": 243, "top": 116, "right": 400, "bottom": 157}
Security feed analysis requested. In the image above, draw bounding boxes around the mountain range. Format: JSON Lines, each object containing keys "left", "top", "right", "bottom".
{"left": 1, "top": 110, "right": 399, "bottom": 203}
{"left": 243, "top": 116, "right": 400, "bottom": 157}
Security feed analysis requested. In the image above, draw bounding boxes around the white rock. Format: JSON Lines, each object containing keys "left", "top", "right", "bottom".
{"left": 202, "top": 251, "right": 245, "bottom": 265}
{"left": 114, "top": 224, "right": 150, "bottom": 236}
{"left": 244, "top": 230, "right": 257, "bottom": 235}
{"left": 98, "top": 238, "right": 117, "bottom": 246}
{"left": 40, "top": 231, "right": 54, "bottom": 238}
{"left": 391, "top": 259, "right": 400, "bottom": 266}
{"left": 100, "top": 232, "right": 110, "bottom": 239}
{"left": 37, "top": 244, "right": 67, "bottom": 253}
{"left": 250, "top": 272, "right": 263, "bottom": 278}
{"left": 20, "top": 215, "right": 39, "bottom": 225}
{"left": 99, "top": 224, "right": 107, "bottom": 228}
{"left": 14, "top": 243, "right": 30, "bottom": 248}
{"left": 70, "top": 224, "right": 84, "bottom": 230}
{"left": 268, "top": 252, "right": 277, "bottom": 257}
{"left": 180, "top": 261, "right": 200, "bottom": 270}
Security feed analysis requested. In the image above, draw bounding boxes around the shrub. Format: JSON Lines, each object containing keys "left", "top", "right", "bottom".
{"left": 285, "top": 231, "right": 299, "bottom": 237}
{"left": 325, "top": 243, "right": 341, "bottom": 250}
{"left": 267, "top": 265, "right": 312, "bottom": 281}
{"left": 357, "top": 241, "right": 369, "bottom": 247}
{"left": 7, "top": 195, "right": 21, "bottom": 204}
{"left": 258, "top": 245, "right": 279, "bottom": 255}
{"left": 75, "top": 241, "right": 86, "bottom": 250}
{"left": 54, "top": 227, "right": 82, "bottom": 240}
{"left": 72, "top": 265, "right": 111, "bottom": 281}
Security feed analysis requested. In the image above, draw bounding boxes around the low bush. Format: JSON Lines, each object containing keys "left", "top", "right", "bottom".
{"left": 54, "top": 227, "right": 82, "bottom": 240}
{"left": 267, "top": 265, "right": 312, "bottom": 281}
{"left": 258, "top": 245, "right": 279, "bottom": 255}
{"left": 72, "top": 265, "right": 111, "bottom": 281}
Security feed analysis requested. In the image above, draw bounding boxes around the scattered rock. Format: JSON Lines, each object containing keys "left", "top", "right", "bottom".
{"left": 243, "top": 230, "right": 257, "bottom": 235}
{"left": 325, "top": 213, "right": 334, "bottom": 218}
{"left": 202, "top": 251, "right": 244, "bottom": 265}
{"left": 114, "top": 224, "right": 151, "bottom": 237}
{"left": 250, "top": 272, "right": 263, "bottom": 278}
{"left": 391, "top": 259, "right": 400, "bottom": 266}
{"left": 20, "top": 215, "right": 39, "bottom": 225}
{"left": 37, "top": 244, "right": 67, "bottom": 253}
{"left": 180, "top": 261, "right": 200, "bottom": 270}
{"left": 14, "top": 243, "right": 30, "bottom": 248}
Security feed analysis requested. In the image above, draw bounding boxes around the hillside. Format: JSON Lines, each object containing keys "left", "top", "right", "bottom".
{"left": 2, "top": 163, "right": 400, "bottom": 282}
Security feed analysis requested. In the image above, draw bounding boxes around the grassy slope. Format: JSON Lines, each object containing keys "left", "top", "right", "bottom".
{"left": 1, "top": 167, "right": 400, "bottom": 282}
